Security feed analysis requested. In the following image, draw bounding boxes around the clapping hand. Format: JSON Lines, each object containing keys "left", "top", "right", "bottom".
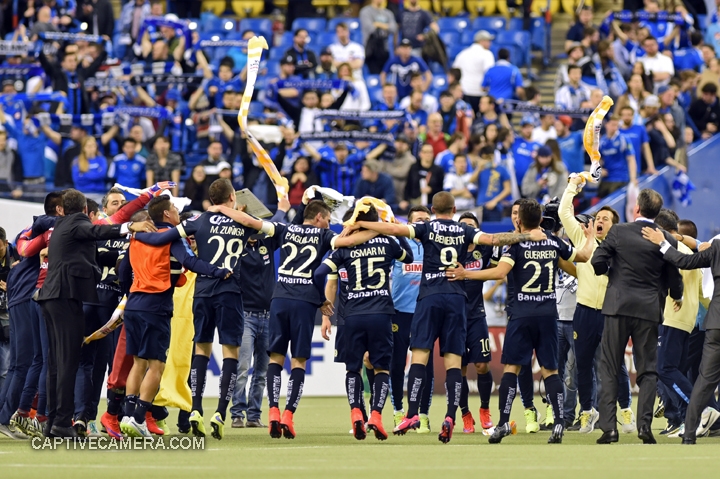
{"left": 641, "top": 226, "right": 666, "bottom": 245}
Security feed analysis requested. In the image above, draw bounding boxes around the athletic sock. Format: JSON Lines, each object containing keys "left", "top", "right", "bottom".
{"left": 190, "top": 355, "right": 210, "bottom": 415}
{"left": 544, "top": 374, "right": 565, "bottom": 427}
{"left": 133, "top": 399, "right": 151, "bottom": 424}
{"left": 366, "top": 367, "right": 375, "bottom": 407}
{"left": 498, "top": 372, "right": 518, "bottom": 427}
{"left": 107, "top": 389, "right": 124, "bottom": 416}
{"left": 372, "top": 372, "right": 390, "bottom": 413}
{"left": 406, "top": 363, "right": 426, "bottom": 418}
{"left": 346, "top": 371, "right": 363, "bottom": 409}
{"left": 445, "top": 368, "right": 462, "bottom": 422}
{"left": 419, "top": 361, "right": 433, "bottom": 415}
{"left": 285, "top": 368, "right": 305, "bottom": 413}
{"left": 518, "top": 366, "right": 534, "bottom": 409}
{"left": 151, "top": 405, "right": 168, "bottom": 421}
{"left": 267, "top": 363, "right": 283, "bottom": 409}
{"left": 217, "top": 358, "right": 238, "bottom": 421}
{"left": 478, "top": 372, "right": 493, "bottom": 409}
{"left": 359, "top": 380, "right": 368, "bottom": 422}
{"left": 460, "top": 375, "right": 470, "bottom": 415}
{"left": 177, "top": 410, "right": 190, "bottom": 430}
{"left": 124, "top": 395, "right": 138, "bottom": 418}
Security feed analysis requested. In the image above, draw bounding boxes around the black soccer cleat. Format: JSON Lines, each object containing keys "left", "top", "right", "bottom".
{"left": 548, "top": 423, "right": 564, "bottom": 444}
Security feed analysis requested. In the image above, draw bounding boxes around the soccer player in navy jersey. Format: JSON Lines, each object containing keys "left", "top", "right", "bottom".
{"left": 316, "top": 206, "right": 415, "bottom": 441}
{"left": 447, "top": 199, "right": 596, "bottom": 444}
{"left": 346, "top": 192, "right": 545, "bottom": 443}
{"left": 455, "top": 212, "right": 496, "bottom": 435}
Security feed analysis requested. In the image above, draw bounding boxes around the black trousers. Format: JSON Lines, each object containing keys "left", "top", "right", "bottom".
{"left": 40, "top": 298, "right": 85, "bottom": 429}
{"left": 684, "top": 328, "right": 720, "bottom": 440}
{"left": 598, "top": 315, "right": 658, "bottom": 433}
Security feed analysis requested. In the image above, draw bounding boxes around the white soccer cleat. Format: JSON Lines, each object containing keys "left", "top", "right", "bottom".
{"left": 620, "top": 408, "right": 637, "bottom": 434}
{"left": 578, "top": 408, "right": 599, "bottom": 434}
{"left": 697, "top": 407, "right": 720, "bottom": 437}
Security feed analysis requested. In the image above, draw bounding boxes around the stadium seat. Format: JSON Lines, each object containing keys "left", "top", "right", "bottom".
{"left": 113, "top": 33, "right": 126, "bottom": 59}
{"left": 200, "top": 12, "right": 224, "bottom": 34}
{"left": 439, "top": 31, "right": 459, "bottom": 47}
{"left": 316, "top": 32, "right": 337, "bottom": 49}
{"left": 561, "top": 0, "right": 593, "bottom": 13}
{"left": 268, "top": 47, "right": 288, "bottom": 61}
{"left": 265, "top": 61, "right": 281, "bottom": 77}
{"left": 248, "top": 102, "right": 265, "bottom": 118}
{"left": 327, "top": 17, "right": 361, "bottom": 32}
{"left": 466, "top": 0, "right": 498, "bottom": 16}
{"left": 430, "top": 74, "right": 448, "bottom": 95}
{"left": 350, "top": 29, "right": 363, "bottom": 44}
{"left": 472, "top": 16, "right": 506, "bottom": 32}
{"left": 222, "top": 19, "right": 237, "bottom": 33}
{"left": 231, "top": 0, "right": 264, "bottom": 18}
{"left": 439, "top": 0, "right": 464, "bottom": 16}
{"left": 201, "top": 1, "right": 225, "bottom": 17}
{"left": 277, "top": 31, "right": 294, "bottom": 50}
{"left": 365, "top": 74, "right": 381, "bottom": 90}
{"left": 292, "top": 18, "right": 328, "bottom": 34}
{"left": 240, "top": 18, "right": 273, "bottom": 35}
{"left": 495, "top": 30, "right": 531, "bottom": 66}
{"left": 446, "top": 43, "right": 465, "bottom": 64}
{"left": 419, "top": 0, "right": 440, "bottom": 12}
{"left": 437, "top": 17, "right": 470, "bottom": 32}
{"left": 531, "top": 0, "right": 559, "bottom": 14}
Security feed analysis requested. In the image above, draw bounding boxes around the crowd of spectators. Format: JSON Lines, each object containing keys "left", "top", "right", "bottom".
{"left": 0, "top": 0, "right": 717, "bottom": 222}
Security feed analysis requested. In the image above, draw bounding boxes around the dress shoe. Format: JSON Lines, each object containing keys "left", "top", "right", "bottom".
{"left": 50, "top": 425, "right": 79, "bottom": 439}
{"left": 246, "top": 419, "right": 266, "bottom": 428}
{"left": 231, "top": 417, "right": 245, "bottom": 428}
{"left": 596, "top": 429, "right": 619, "bottom": 444}
{"left": 637, "top": 425, "right": 656, "bottom": 444}
{"left": 682, "top": 435, "right": 696, "bottom": 445}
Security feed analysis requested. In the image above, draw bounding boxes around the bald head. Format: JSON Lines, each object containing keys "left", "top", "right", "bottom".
{"left": 38, "top": 6, "right": 51, "bottom": 22}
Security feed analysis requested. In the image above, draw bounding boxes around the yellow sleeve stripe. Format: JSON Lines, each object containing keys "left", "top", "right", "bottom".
{"left": 177, "top": 224, "right": 188, "bottom": 239}
{"left": 260, "top": 222, "right": 275, "bottom": 236}
{"left": 407, "top": 225, "right": 416, "bottom": 240}
{"left": 500, "top": 257, "right": 514, "bottom": 267}
{"left": 567, "top": 248, "right": 577, "bottom": 263}
{"left": 398, "top": 250, "right": 407, "bottom": 262}
{"left": 324, "top": 259, "right": 338, "bottom": 273}
{"left": 330, "top": 235, "right": 338, "bottom": 250}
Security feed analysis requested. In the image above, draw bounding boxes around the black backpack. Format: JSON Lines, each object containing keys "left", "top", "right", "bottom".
{"left": 365, "top": 29, "right": 390, "bottom": 75}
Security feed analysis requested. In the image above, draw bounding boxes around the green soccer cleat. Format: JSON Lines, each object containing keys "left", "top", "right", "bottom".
{"left": 155, "top": 418, "right": 168, "bottom": 435}
{"left": 210, "top": 412, "right": 224, "bottom": 440}
{"left": 524, "top": 407, "right": 540, "bottom": 433}
{"left": 540, "top": 403, "right": 554, "bottom": 431}
{"left": 393, "top": 410, "right": 405, "bottom": 428}
{"left": 417, "top": 414, "right": 431, "bottom": 434}
{"left": 189, "top": 410, "right": 206, "bottom": 437}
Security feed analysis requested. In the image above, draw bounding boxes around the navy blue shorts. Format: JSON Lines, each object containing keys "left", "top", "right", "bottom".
{"left": 268, "top": 298, "right": 317, "bottom": 359}
{"left": 193, "top": 292, "right": 244, "bottom": 346}
{"left": 463, "top": 315, "right": 491, "bottom": 365}
{"left": 410, "top": 294, "right": 466, "bottom": 356}
{"left": 124, "top": 310, "right": 172, "bottom": 362}
{"left": 334, "top": 317, "right": 346, "bottom": 364}
{"left": 345, "top": 314, "right": 393, "bottom": 372}
{"left": 502, "top": 315, "right": 558, "bottom": 370}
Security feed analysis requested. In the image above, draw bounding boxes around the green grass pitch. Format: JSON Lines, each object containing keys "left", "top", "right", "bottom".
{"left": 1, "top": 396, "right": 718, "bottom": 479}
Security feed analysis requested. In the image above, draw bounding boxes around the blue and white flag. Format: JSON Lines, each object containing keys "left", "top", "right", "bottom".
{"left": 672, "top": 171, "right": 696, "bottom": 207}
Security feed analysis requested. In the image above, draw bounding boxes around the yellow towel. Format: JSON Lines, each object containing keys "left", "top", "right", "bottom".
{"left": 154, "top": 271, "right": 196, "bottom": 410}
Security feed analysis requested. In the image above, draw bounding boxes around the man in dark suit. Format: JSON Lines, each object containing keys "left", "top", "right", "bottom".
{"left": 37, "top": 189, "right": 154, "bottom": 438}
{"left": 591, "top": 188, "right": 684, "bottom": 444}
{"left": 642, "top": 227, "right": 720, "bottom": 444}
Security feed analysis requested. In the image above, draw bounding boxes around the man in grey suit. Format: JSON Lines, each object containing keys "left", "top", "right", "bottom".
{"left": 642, "top": 226, "right": 720, "bottom": 444}
{"left": 591, "top": 189, "right": 684, "bottom": 444}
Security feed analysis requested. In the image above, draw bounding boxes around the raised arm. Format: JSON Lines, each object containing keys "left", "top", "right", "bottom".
{"left": 559, "top": 178, "right": 584, "bottom": 245}
{"left": 333, "top": 230, "right": 379, "bottom": 248}
{"left": 170, "top": 239, "right": 230, "bottom": 278}
{"left": 573, "top": 220, "right": 597, "bottom": 263}
{"left": 134, "top": 228, "right": 182, "bottom": 245}
{"left": 206, "top": 205, "right": 274, "bottom": 234}
{"left": 476, "top": 229, "right": 545, "bottom": 247}
{"left": 352, "top": 221, "right": 411, "bottom": 238}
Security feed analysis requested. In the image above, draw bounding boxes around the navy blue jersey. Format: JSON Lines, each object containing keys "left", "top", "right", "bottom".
{"left": 462, "top": 246, "right": 494, "bottom": 320}
{"left": 408, "top": 219, "right": 483, "bottom": 300}
{"left": 323, "top": 236, "right": 409, "bottom": 317}
{"left": 501, "top": 234, "right": 575, "bottom": 320}
{"left": 93, "top": 237, "right": 128, "bottom": 305}
{"left": 271, "top": 223, "right": 337, "bottom": 306}
{"left": 239, "top": 235, "right": 280, "bottom": 312}
{"left": 331, "top": 267, "right": 349, "bottom": 319}
{"left": 177, "top": 212, "right": 255, "bottom": 297}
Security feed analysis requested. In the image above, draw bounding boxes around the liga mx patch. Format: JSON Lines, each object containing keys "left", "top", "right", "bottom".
{"left": 392, "top": 323, "right": 399, "bottom": 333}
{"left": 473, "top": 250, "right": 481, "bottom": 260}
{"left": 259, "top": 246, "right": 268, "bottom": 255}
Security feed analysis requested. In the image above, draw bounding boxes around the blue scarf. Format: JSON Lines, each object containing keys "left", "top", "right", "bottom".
{"left": 315, "top": 109, "right": 408, "bottom": 121}
{"left": 37, "top": 32, "right": 104, "bottom": 43}
{"left": 300, "top": 130, "right": 395, "bottom": 145}
{"left": 276, "top": 79, "right": 347, "bottom": 90}
{"left": 136, "top": 17, "right": 192, "bottom": 51}
{"left": 501, "top": 100, "right": 593, "bottom": 118}
{"left": 672, "top": 171, "right": 696, "bottom": 207}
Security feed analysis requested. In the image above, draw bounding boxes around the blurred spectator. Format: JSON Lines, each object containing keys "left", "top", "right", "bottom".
{"left": 108, "top": 138, "right": 146, "bottom": 190}
{"left": 402, "top": 143, "right": 444, "bottom": 210}
{"left": 72, "top": 136, "right": 108, "bottom": 194}
{"left": 77, "top": 0, "right": 115, "bottom": 38}
{"left": 580, "top": 27, "right": 599, "bottom": 57}
{"left": 521, "top": 86, "right": 543, "bottom": 127}
{"left": 0, "top": 106, "right": 46, "bottom": 183}
{"left": 646, "top": 113, "right": 687, "bottom": 172}
{"left": 619, "top": 105, "right": 657, "bottom": 174}
{"left": 379, "top": 135, "right": 416, "bottom": 201}
{"left": 286, "top": 157, "right": 319, "bottom": 208}
{"left": 401, "top": 0, "right": 439, "bottom": 55}
{"left": 512, "top": 120, "right": 541, "bottom": 188}
{"left": 435, "top": 132, "right": 467, "bottom": 174}
{"left": 184, "top": 165, "right": 211, "bottom": 212}
{"left": 616, "top": 73, "right": 650, "bottom": 116}
{"left": 424, "top": 112, "right": 448, "bottom": 156}
{"left": 284, "top": 29, "right": 318, "bottom": 79}
{"left": 398, "top": 72, "right": 438, "bottom": 114}
{"left": 472, "top": 146, "right": 511, "bottom": 221}
{"left": 521, "top": 145, "right": 568, "bottom": 202}
{"left": 659, "top": 84, "right": 687, "bottom": 147}
{"left": 145, "top": 136, "right": 181, "bottom": 195}
{"left": 226, "top": 30, "right": 254, "bottom": 78}
{"left": 360, "top": 0, "right": 398, "bottom": 45}
{"left": 28, "top": 6, "right": 59, "bottom": 40}
{"left": 453, "top": 30, "right": 495, "bottom": 114}
{"left": 611, "top": 23, "right": 640, "bottom": 80}
{"left": 556, "top": 42, "right": 586, "bottom": 92}
{"left": 405, "top": 90, "right": 429, "bottom": 131}
{"left": 200, "top": 140, "right": 228, "bottom": 183}
{"left": 639, "top": 36, "right": 675, "bottom": 90}
{"left": 442, "top": 155, "right": 477, "bottom": 212}
{"left": 337, "top": 62, "right": 371, "bottom": 111}
{"left": 353, "top": 159, "right": 396, "bottom": 207}
{"left": 531, "top": 114, "right": 558, "bottom": 144}
{"left": 597, "top": 116, "right": 636, "bottom": 198}
{"left": 579, "top": 40, "right": 627, "bottom": 98}
{"left": 55, "top": 124, "right": 89, "bottom": 188}
{"left": 438, "top": 91, "right": 465, "bottom": 137}
{"left": 380, "top": 39, "right": 432, "bottom": 100}
{"left": 688, "top": 83, "right": 720, "bottom": 134}
{"left": 330, "top": 22, "right": 366, "bottom": 79}
{"left": 555, "top": 65, "right": 591, "bottom": 110}
{"left": 129, "top": 125, "right": 151, "bottom": 159}
{"left": 120, "top": 0, "right": 151, "bottom": 45}
{"left": 556, "top": 116, "right": 584, "bottom": 174}
{"left": 315, "top": 48, "right": 337, "bottom": 80}
{"left": 201, "top": 58, "right": 242, "bottom": 108}
{"left": 475, "top": 95, "right": 506, "bottom": 133}
{"left": 0, "top": 130, "right": 22, "bottom": 198}
{"left": 482, "top": 48, "right": 525, "bottom": 102}
{"left": 566, "top": 6, "right": 596, "bottom": 51}
{"left": 304, "top": 142, "right": 362, "bottom": 196}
